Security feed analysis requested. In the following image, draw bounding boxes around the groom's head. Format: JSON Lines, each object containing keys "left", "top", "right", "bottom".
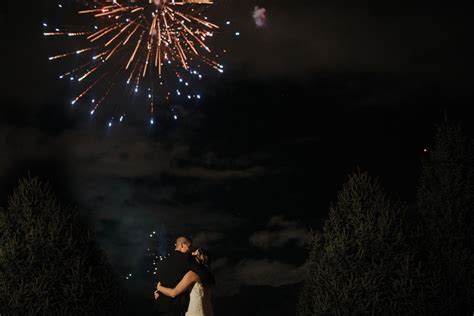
{"left": 175, "top": 236, "right": 192, "bottom": 253}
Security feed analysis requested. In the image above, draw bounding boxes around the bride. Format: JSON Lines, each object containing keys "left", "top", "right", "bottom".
{"left": 155, "top": 248, "right": 214, "bottom": 316}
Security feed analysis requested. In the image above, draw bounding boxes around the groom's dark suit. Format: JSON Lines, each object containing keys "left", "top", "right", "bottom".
{"left": 154, "top": 251, "right": 214, "bottom": 316}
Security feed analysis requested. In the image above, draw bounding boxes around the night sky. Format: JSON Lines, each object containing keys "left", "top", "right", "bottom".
{"left": 1, "top": 0, "right": 474, "bottom": 314}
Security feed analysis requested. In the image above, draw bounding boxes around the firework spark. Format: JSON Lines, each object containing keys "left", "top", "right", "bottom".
{"left": 45, "top": 0, "right": 224, "bottom": 125}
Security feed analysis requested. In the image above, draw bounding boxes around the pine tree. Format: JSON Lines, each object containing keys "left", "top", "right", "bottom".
{"left": 417, "top": 122, "right": 474, "bottom": 313}
{"left": 298, "top": 171, "right": 424, "bottom": 315}
{"left": 0, "top": 177, "right": 124, "bottom": 315}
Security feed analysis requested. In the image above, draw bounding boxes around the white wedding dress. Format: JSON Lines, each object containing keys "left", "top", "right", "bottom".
{"left": 186, "top": 282, "right": 214, "bottom": 316}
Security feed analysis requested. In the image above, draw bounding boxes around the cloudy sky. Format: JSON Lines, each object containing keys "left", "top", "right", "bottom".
{"left": 1, "top": 0, "right": 474, "bottom": 313}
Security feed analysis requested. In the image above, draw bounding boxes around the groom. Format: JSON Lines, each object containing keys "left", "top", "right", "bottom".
{"left": 153, "top": 236, "right": 214, "bottom": 315}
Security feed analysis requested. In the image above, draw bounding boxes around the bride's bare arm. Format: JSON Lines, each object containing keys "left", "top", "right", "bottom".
{"left": 157, "top": 271, "right": 200, "bottom": 298}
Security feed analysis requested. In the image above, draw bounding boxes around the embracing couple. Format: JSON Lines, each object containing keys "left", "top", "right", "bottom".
{"left": 153, "top": 236, "right": 215, "bottom": 316}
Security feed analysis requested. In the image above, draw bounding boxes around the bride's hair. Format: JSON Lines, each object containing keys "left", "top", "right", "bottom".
{"left": 194, "top": 248, "right": 211, "bottom": 266}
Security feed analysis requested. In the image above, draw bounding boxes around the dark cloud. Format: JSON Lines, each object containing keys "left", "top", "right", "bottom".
{"left": 193, "top": 232, "right": 226, "bottom": 249}
{"left": 55, "top": 127, "right": 266, "bottom": 180}
{"left": 249, "top": 215, "right": 310, "bottom": 250}
{"left": 213, "top": 257, "right": 308, "bottom": 296}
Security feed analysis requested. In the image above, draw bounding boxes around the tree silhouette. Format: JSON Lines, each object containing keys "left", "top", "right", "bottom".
{"left": 0, "top": 177, "right": 124, "bottom": 315}
{"left": 417, "top": 122, "right": 474, "bottom": 313}
{"left": 298, "top": 171, "right": 424, "bottom": 315}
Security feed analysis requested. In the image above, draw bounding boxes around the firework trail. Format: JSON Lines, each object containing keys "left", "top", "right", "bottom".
{"left": 44, "top": 0, "right": 225, "bottom": 125}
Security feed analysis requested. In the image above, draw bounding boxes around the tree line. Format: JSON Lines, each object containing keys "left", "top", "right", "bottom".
{"left": 0, "top": 178, "right": 124, "bottom": 315}
{"left": 299, "top": 122, "right": 473, "bottom": 315}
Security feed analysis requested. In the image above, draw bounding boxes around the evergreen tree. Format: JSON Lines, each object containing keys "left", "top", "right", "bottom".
{"left": 0, "top": 177, "right": 124, "bottom": 315}
{"left": 417, "top": 122, "right": 474, "bottom": 313}
{"left": 298, "top": 171, "right": 424, "bottom": 315}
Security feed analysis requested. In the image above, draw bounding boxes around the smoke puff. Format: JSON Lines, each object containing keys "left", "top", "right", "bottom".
{"left": 253, "top": 6, "right": 267, "bottom": 27}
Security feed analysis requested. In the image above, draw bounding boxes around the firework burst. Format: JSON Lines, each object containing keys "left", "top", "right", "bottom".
{"left": 44, "top": 0, "right": 225, "bottom": 125}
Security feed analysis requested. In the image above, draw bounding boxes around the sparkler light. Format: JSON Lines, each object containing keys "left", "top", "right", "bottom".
{"left": 45, "top": 0, "right": 225, "bottom": 125}
{"left": 146, "top": 225, "right": 169, "bottom": 276}
{"left": 125, "top": 224, "right": 168, "bottom": 281}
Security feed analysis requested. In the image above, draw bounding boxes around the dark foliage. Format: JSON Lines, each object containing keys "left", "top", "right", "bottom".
{"left": 298, "top": 171, "right": 425, "bottom": 315}
{"left": 416, "top": 122, "right": 474, "bottom": 314}
{"left": 0, "top": 177, "right": 124, "bottom": 315}
{"left": 299, "top": 122, "right": 474, "bottom": 315}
